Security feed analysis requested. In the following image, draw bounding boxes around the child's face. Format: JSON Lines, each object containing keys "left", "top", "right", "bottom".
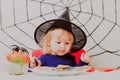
{"left": 50, "top": 29, "right": 73, "bottom": 56}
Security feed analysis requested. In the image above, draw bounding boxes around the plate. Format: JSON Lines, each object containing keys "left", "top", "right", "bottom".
{"left": 30, "top": 66, "right": 90, "bottom": 76}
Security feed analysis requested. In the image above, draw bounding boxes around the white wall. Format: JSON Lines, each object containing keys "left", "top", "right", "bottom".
{"left": 0, "top": 0, "right": 120, "bottom": 71}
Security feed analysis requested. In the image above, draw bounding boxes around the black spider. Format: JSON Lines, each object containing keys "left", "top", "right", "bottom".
{"left": 10, "top": 45, "right": 29, "bottom": 54}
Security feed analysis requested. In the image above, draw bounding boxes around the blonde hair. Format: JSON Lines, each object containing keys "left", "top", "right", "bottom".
{"left": 39, "top": 28, "right": 74, "bottom": 54}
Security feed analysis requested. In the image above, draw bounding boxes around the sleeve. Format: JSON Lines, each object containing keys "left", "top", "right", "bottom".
{"left": 32, "top": 49, "right": 44, "bottom": 58}
{"left": 71, "top": 49, "right": 86, "bottom": 64}
{"left": 38, "top": 55, "right": 46, "bottom": 66}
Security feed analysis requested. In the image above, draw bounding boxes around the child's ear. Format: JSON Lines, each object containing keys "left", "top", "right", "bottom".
{"left": 32, "top": 49, "right": 44, "bottom": 58}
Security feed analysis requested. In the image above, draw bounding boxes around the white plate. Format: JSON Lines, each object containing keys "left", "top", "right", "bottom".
{"left": 30, "top": 66, "right": 89, "bottom": 76}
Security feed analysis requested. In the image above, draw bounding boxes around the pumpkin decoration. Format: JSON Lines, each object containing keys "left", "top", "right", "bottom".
{"left": 6, "top": 45, "right": 30, "bottom": 75}
{"left": 7, "top": 45, "right": 30, "bottom": 64}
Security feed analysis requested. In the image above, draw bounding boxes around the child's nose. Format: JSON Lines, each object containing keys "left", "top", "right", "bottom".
{"left": 60, "top": 43, "right": 65, "bottom": 48}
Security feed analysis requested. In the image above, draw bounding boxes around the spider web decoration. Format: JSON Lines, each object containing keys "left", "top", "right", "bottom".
{"left": 1, "top": 0, "right": 120, "bottom": 68}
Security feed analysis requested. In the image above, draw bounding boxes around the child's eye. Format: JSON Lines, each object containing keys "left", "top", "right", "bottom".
{"left": 56, "top": 42, "right": 61, "bottom": 44}
{"left": 65, "top": 42, "right": 70, "bottom": 45}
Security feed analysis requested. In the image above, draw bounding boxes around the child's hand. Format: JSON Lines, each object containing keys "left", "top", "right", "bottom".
{"left": 30, "top": 57, "right": 41, "bottom": 68}
{"left": 80, "top": 53, "right": 90, "bottom": 63}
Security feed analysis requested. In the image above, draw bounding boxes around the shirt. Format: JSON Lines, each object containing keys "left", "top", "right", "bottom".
{"left": 38, "top": 54, "right": 76, "bottom": 67}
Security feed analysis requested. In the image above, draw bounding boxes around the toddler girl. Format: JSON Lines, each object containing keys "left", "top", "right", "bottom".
{"left": 30, "top": 8, "right": 90, "bottom": 68}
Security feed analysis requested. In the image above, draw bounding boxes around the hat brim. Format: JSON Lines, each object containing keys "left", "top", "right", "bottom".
{"left": 34, "top": 19, "right": 87, "bottom": 52}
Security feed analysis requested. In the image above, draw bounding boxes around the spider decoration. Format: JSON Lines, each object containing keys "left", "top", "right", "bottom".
{"left": 10, "top": 45, "right": 29, "bottom": 55}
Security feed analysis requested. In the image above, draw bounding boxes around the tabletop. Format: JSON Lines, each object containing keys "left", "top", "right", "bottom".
{"left": 0, "top": 69, "right": 120, "bottom": 80}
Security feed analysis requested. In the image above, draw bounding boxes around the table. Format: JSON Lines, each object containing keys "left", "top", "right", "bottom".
{"left": 0, "top": 69, "right": 120, "bottom": 80}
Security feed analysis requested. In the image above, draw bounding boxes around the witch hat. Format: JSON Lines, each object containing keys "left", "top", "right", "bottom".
{"left": 34, "top": 8, "right": 87, "bottom": 52}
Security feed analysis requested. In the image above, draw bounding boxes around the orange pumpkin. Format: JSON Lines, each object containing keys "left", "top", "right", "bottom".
{"left": 6, "top": 45, "right": 30, "bottom": 64}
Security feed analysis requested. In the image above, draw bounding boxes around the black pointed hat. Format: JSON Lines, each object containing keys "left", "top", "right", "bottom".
{"left": 34, "top": 8, "right": 87, "bottom": 53}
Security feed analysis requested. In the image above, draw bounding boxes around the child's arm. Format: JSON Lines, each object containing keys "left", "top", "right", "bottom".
{"left": 29, "top": 49, "right": 44, "bottom": 68}
{"left": 78, "top": 52, "right": 90, "bottom": 66}
{"left": 80, "top": 53, "right": 90, "bottom": 63}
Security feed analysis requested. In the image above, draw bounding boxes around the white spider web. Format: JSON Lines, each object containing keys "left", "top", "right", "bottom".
{"left": 1, "top": 0, "right": 120, "bottom": 68}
